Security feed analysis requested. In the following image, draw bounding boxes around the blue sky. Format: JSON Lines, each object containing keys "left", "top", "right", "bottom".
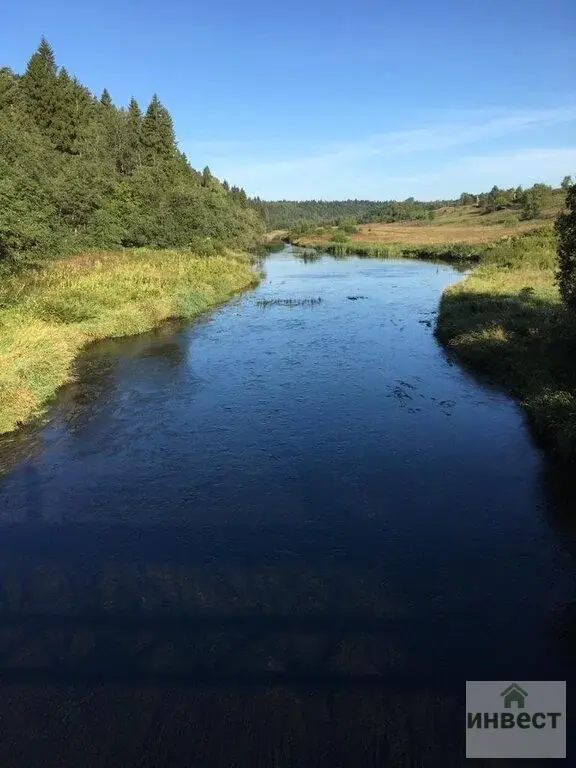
{"left": 3, "top": 0, "right": 576, "bottom": 200}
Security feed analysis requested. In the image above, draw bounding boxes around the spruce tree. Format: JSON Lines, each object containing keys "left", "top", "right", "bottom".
{"left": 1, "top": 40, "right": 264, "bottom": 263}
{"left": 100, "top": 88, "right": 113, "bottom": 108}
{"left": 21, "top": 38, "right": 59, "bottom": 137}
{"left": 0, "top": 68, "right": 18, "bottom": 111}
{"left": 34, "top": 37, "right": 57, "bottom": 74}
{"left": 202, "top": 166, "right": 212, "bottom": 187}
{"left": 141, "top": 94, "right": 176, "bottom": 165}
{"left": 51, "top": 68, "right": 76, "bottom": 152}
{"left": 128, "top": 97, "right": 141, "bottom": 119}
{"left": 118, "top": 97, "right": 142, "bottom": 174}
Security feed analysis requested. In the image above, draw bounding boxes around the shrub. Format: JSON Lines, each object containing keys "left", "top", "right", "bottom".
{"left": 187, "top": 235, "right": 226, "bottom": 258}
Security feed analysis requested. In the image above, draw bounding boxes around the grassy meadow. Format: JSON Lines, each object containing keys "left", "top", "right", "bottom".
{"left": 436, "top": 229, "right": 576, "bottom": 461}
{"left": 0, "top": 249, "right": 260, "bottom": 434}
{"left": 291, "top": 191, "right": 566, "bottom": 251}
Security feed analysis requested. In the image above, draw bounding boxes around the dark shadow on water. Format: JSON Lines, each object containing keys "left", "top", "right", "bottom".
{"left": 0, "top": 516, "right": 574, "bottom": 686}
{"left": 0, "top": 253, "right": 574, "bottom": 766}
{"left": 437, "top": 287, "right": 576, "bottom": 466}
{"left": 0, "top": 515, "right": 572, "bottom": 765}
{"left": 0, "top": 321, "right": 195, "bottom": 478}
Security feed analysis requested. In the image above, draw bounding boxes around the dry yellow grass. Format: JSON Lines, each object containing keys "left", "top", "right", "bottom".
{"left": 285, "top": 196, "right": 566, "bottom": 248}
{"left": 306, "top": 220, "right": 541, "bottom": 246}
{"left": 0, "top": 249, "right": 259, "bottom": 434}
{"left": 262, "top": 230, "right": 287, "bottom": 242}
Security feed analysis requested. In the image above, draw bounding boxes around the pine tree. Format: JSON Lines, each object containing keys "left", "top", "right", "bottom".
{"left": 202, "top": 166, "right": 212, "bottom": 187}
{"left": 34, "top": 37, "right": 57, "bottom": 74}
{"left": 0, "top": 67, "right": 18, "bottom": 111}
{"left": 100, "top": 89, "right": 113, "bottom": 108}
{"left": 141, "top": 94, "right": 176, "bottom": 165}
{"left": 21, "top": 38, "right": 59, "bottom": 139}
{"left": 51, "top": 68, "right": 76, "bottom": 152}
{"left": 237, "top": 187, "right": 248, "bottom": 207}
{"left": 70, "top": 77, "right": 92, "bottom": 126}
{"left": 116, "top": 97, "right": 142, "bottom": 174}
{"left": 1, "top": 41, "right": 264, "bottom": 263}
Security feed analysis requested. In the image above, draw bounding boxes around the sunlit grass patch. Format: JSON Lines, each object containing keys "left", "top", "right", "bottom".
{"left": 0, "top": 249, "right": 259, "bottom": 433}
{"left": 436, "top": 231, "right": 576, "bottom": 461}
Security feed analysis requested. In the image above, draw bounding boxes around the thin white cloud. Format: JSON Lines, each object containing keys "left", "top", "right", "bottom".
{"left": 181, "top": 106, "right": 576, "bottom": 199}
{"left": 308, "top": 107, "right": 576, "bottom": 163}
{"left": 354, "top": 147, "right": 576, "bottom": 200}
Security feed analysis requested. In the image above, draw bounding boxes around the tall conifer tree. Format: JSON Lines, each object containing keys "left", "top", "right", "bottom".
{"left": 100, "top": 89, "right": 113, "bottom": 108}
{"left": 1, "top": 40, "right": 264, "bottom": 262}
{"left": 202, "top": 166, "right": 212, "bottom": 187}
{"left": 121, "top": 97, "right": 143, "bottom": 173}
{"left": 21, "top": 38, "right": 59, "bottom": 137}
{"left": 141, "top": 94, "right": 176, "bottom": 164}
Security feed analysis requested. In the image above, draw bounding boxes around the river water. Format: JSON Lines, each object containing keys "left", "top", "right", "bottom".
{"left": 0, "top": 248, "right": 574, "bottom": 766}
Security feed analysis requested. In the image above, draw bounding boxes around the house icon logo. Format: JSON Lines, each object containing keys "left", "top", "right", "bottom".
{"left": 466, "top": 680, "right": 566, "bottom": 758}
{"left": 501, "top": 683, "right": 528, "bottom": 709}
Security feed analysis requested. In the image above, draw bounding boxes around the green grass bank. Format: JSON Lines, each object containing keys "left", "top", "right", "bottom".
{"left": 0, "top": 249, "right": 260, "bottom": 434}
{"left": 436, "top": 229, "right": 576, "bottom": 461}
{"left": 292, "top": 239, "right": 481, "bottom": 261}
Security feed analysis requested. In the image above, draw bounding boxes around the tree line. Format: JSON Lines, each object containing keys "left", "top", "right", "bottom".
{"left": 259, "top": 180, "right": 572, "bottom": 230}
{"left": 258, "top": 198, "right": 446, "bottom": 230}
{"left": 0, "top": 39, "right": 263, "bottom": 268}
{"left": 460, "top": 178, "right": 572, "bottom": 220}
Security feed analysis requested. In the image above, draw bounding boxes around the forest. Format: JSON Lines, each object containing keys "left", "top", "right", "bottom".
{"left": 0, "top": 39, "right": 264, "bottom": 271}
{"left": 258, "top": 198, "right": 440, "bottom": 230}
{"left": 1, "top": 39, "right": 570, "bottom": 268}
{"left": 259, "top": 182, "right": 570, "bottom": 230}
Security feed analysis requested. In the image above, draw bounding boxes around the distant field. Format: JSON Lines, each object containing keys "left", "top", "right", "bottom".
{"left": 288, "top": 195, "right": 565, "bottom": 247}
{"left": 334, "top": 220, "right": 540, "bottom": 245}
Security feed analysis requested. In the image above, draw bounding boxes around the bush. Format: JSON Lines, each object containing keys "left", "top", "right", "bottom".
{"left": 187, "top": 235, "right": 226, "bottom": 258}
{"left": 330, "top": 231, "right": 349, "bottom": 243}
{"left": 480, "top": 229, "right": 557, "bottom": 270}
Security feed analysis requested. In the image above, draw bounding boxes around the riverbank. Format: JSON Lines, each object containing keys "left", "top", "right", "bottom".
{"left": 291, "top": 239, "right": 480, "bottom": 261}
{"left": 0, "top": 249, "right": 260, "bottom": 434}
{"left": 436, "top": 229, "right": 576, "bottom": 462}
{"left": 296, "top": 225, "right": 576, "bottom": 461}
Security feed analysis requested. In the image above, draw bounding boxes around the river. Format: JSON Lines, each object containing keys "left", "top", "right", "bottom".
{"left": 0, "top": 247, "right": 574, "bottom": 766}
